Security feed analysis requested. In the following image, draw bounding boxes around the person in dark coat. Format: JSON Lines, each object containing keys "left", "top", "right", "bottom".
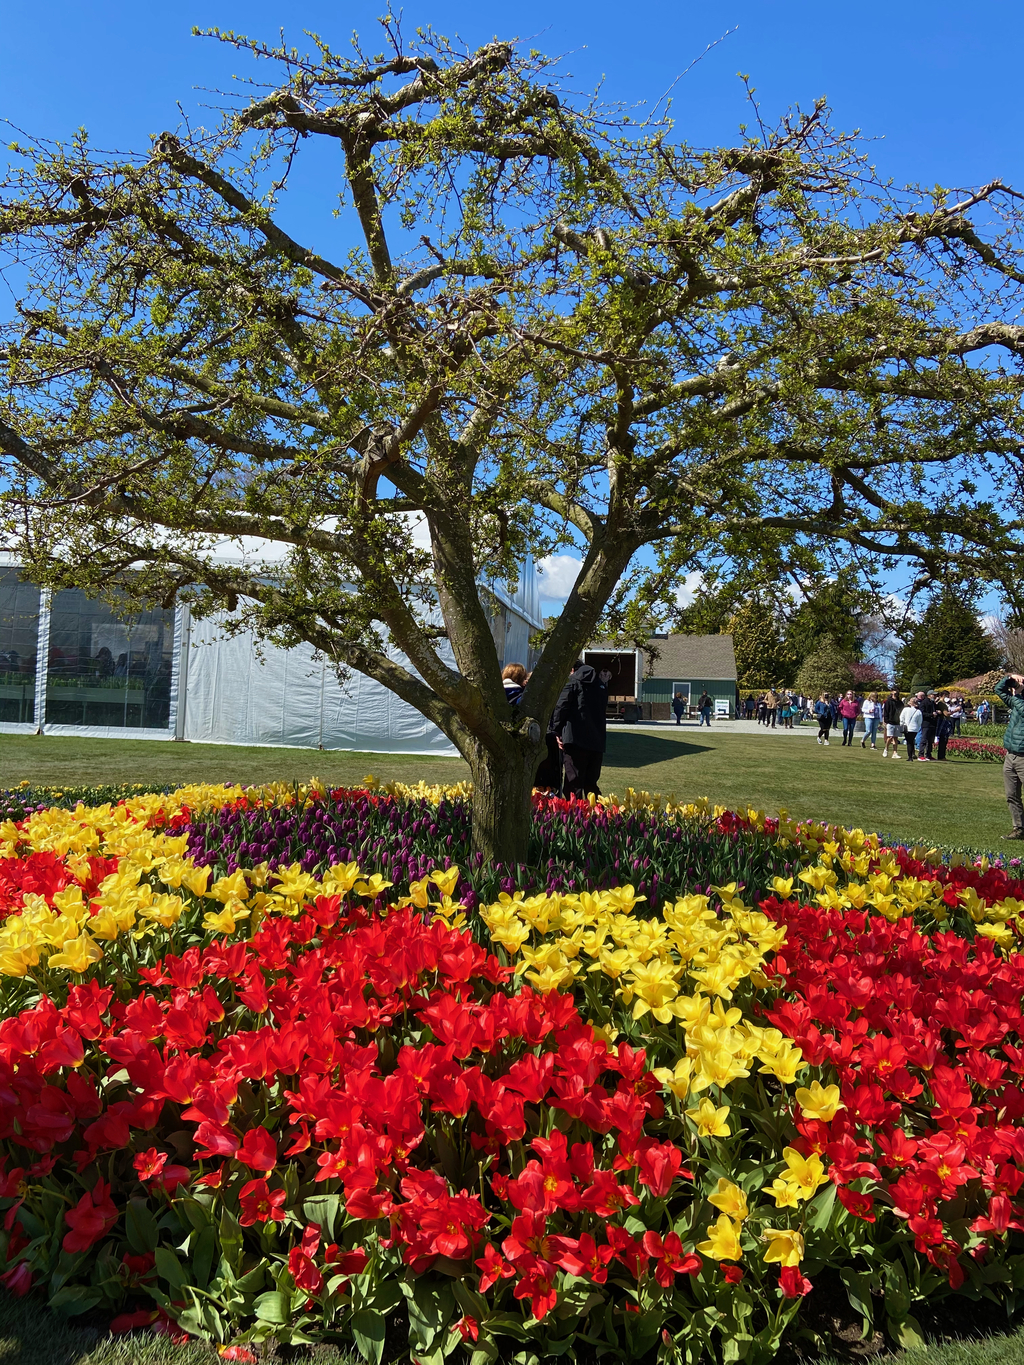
{"left": 672, "top": 692, "right": 687, "bottom": 725}
{"left": 551, "top": 660, "right": 611, "bottom": 799}
{"left": 882, "top": 689, "right": 902, "bottom": 759}
{"left": 918, "top": 690, "right": 938, "bottom": 761}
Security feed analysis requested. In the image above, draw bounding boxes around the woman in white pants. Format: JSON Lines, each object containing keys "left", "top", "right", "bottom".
{"left": 860, "top": 693, "right": 882, "bottom": 750}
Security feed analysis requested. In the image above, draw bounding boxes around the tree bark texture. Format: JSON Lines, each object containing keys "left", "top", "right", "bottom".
{"left": 467, "top": 737, "right": 542, "bottom": 868}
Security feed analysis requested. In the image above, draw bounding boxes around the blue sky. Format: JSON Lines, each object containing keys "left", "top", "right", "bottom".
{"left": 3, "top": 1, "right": 1021, "bottom": 618}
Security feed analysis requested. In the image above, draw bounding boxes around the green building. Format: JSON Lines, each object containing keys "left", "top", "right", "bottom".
{"left": 640, "top": 634, "right": 738, "bottom": 720}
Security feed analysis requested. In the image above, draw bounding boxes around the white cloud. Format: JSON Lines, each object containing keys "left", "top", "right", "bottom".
{"left": 536, "top": 553, "right": 583, "bottom": 600}
{"left": 673, "top": 571, "right": 705, "bottom": 608}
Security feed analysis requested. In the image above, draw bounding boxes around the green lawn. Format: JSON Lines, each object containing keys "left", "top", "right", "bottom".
{"left": 1, "top": 1290, "right": 1022, "bottom": 1365}
{"left": 0, "top": 1285, "right": 359, "bottom": 1362}
{"left": 1, "top": 726, "right": 1008, "bottom": 852}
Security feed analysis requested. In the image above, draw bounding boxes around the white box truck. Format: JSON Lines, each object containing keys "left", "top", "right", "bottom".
{"left": 582, "top": 648, "right": 643, "bottom": 724}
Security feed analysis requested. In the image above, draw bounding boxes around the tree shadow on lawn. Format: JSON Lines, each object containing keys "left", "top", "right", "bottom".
{"left": 0, "top": 1288, "right": 105, "bottom": 1365}
{"left": 604, "top": 731, "right": 712, "bottom": 768}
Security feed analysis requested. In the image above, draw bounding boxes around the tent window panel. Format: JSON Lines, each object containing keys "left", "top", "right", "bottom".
{"left": 45, "top": 589, "right": 175, "bottom": 730}
{"left": 0, "top": 570, "right": 40, "bottom": 725}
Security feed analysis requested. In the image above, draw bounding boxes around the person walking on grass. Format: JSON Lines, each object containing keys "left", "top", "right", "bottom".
{"left": 917, "top": 690, "right": 939, "bottom": 761}
{"left": 860, "top": 692, "right": 882, "bottom": 750}
{"left": 882, "top": 689, "right": 903, "bottom": 758}
{"left": 994, "top": 674, "right": 1024, "bottom": 839}
{"left": 900, "top": 695, "right": 923, "bottom": 762}
{"left": 814, "top": 693, "right": 833, "bottom": 745}
{"left": 838, "top": 690, "right": 860, "bottom": 747}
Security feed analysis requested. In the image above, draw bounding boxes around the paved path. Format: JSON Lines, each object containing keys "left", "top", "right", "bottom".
{"left": 614, "top": 719, "right": 820, "bottom": 737}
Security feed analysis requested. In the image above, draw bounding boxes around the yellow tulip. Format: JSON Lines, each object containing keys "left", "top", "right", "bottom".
{"left": 322, "top": 861, "right": 362, "bottom": 895}
{"left": 0, "top": 949, "right": 36, "bottom": 976}
{"left": 652, "top": 1058, "right": 694, "bottom": 1100}
{"left": 203, "top": 905, "right": 244, "bottom": 935}
{"left": 767, "top": 1177, "right": 801, "bottom": 1208}
{"left": 525, "top": 963, "right": 576, "bottom": 993}
{"left": 488, "top": 920, "right": 531, "bottom": 954}
{"left": 697, "top": 1214, "right": 743, "bottom": 1261}
{"left": 353, "top": 873, "right": 393, "bottom": 898}
{"left": 182, "top": 864, "right": 211, "bottom": 897}
{"left": 404, "top": 878, "right": 432, "bottom": 910}
{"left": 48, "top": 934, "right": 103, "bottom": 973}
{"left": 757, "top": 1042, "right": 804, "bottom": 1085}
{"left": 429, "top": 866, "right": 460, "bottom": 898}
{"left": 208, "top": 869, "right": 250, "bottom": 903}
{"left": 685, "top": 1098, "right": 731, "bottom": 1138}
{"left": 795, "top": 1080, "right": 845, "bottom": 1122}
{"left": 139, "top": 895, "right": 185, "bottom": 929}
{"left": 707, "top": 1179, "right": 748, "bottom": 1221}
{"left": 782, "top": 1147, "right": 828, "bottom": 1195}
{"left": 761, "top": 1228, "right": 804, "bottom": 1266}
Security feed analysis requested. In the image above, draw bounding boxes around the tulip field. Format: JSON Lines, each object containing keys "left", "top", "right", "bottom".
{"left": 1, "top": 781, "right": 1024, "bottom": 1364}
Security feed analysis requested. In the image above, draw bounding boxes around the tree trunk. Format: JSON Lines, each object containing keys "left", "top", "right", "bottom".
{"left": 467, "top": 738, "right": 541, "bottom": 868}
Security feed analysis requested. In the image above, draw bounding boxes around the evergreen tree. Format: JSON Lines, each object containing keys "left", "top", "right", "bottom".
{"left": 785, "top": 580, "right": 864, "bottom": 664}
{"left": 796, "top": 636, "right": 856, "bottom": 698}
{"left": 895, "top": 588, "right": 1002, "bottom": 689}
{"left": 727, "top": 601, "right": 797, "bottom": 689}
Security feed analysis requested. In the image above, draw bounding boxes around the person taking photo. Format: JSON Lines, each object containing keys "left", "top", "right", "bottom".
{"left": 995, "top": 673, "right": 1024, "bottom": 839}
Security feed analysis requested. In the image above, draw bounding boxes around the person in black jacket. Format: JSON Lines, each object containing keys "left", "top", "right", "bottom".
{"left": 881, "top": 690, "right": 902, "bottom": 759}
{"left": 551, "top": 660, "right": 611, "bottom": 799}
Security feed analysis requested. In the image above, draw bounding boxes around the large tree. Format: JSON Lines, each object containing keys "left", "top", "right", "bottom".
{"left": 726, "top": 600, "right": 797, "bottom": 690}
{"left": 894, "top": 585, "right": 1002, "bottom": 688}
{"left": 2, "top": 23, "right": 1024, "bottom": 861}
{"left": 784, "top": 579, "right": 865, "bottom": 664}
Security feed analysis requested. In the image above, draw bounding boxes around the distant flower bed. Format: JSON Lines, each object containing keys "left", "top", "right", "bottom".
{"left": 0, "top": 784, "right": 1022, "bottom": 1363}
{"left": 947, "top": 736, "right": 1005, "bottom": 762}
{"left": 0, "top": 782, "right": 163, "bottom": 823}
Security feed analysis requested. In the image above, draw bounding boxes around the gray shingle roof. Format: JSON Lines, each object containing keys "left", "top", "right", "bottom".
{"left": 641, "top": 634, "right": 737, "bottom": 681}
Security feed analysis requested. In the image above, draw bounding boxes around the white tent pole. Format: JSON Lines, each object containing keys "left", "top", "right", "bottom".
{"left": 33, "top": 589, "right": 50, "bottom": 735}
{"left": 172, "top": 603, "right": 190, "bottom": 740}
{"left": 317, "top": 656, "right": 326, "bottom": 750}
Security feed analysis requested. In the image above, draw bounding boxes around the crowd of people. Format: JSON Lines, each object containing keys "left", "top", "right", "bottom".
{"left": 741, "top": 686, "right": 978, "bottom": 753}
{"left": 499, "top": 656, "right": 997, "bottom": 802}
{"left": 804, "top": 688, "right": 965, "bottom": 760}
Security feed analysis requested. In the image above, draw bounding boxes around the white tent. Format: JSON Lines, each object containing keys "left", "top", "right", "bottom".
{"left": 0, "top": 550, "right": 543, "bottom": 756}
